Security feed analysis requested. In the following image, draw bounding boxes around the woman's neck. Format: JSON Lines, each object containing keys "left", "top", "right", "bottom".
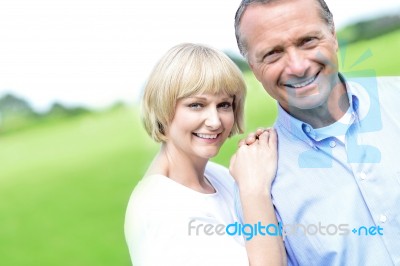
{"left": 146, "top": 144, "right": 215, "bottom": 194}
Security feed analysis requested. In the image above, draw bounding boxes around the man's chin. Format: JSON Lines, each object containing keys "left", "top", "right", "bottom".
{"left": 287, "top": 94, "right": 326, "bottom": 111}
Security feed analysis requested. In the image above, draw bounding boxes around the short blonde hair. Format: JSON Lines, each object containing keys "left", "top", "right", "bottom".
{"left": 141, "top": 43, "right": 247, "bottom": 142}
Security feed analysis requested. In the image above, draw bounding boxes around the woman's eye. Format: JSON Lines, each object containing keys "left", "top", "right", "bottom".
{"left": 188, "top": 103, "right": 203, "bottom": 109}
{"left": 218, "top": 102, "right": 232, "bottom": 110}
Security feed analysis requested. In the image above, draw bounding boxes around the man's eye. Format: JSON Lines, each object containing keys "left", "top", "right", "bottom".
{"left": 301, "top": 37, "right": 317, "bottom": 46}
{"left": 264, "top": 49, "right": 282, "bottom": 63}
{"left": 267, "top": 50, "right": 278, "bottom": 56}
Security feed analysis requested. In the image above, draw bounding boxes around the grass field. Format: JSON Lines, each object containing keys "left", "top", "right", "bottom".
{"left": 0, "top": 29, "right": 399, "bottom": 265}
{"left": 0, "top": 75, "right": 276, "bottom": 265}
{"left": 338, "top": 29, "right": 400, "bottom": 76}
{"left": 0, "top": 107, "right": 153, "bottom": 265}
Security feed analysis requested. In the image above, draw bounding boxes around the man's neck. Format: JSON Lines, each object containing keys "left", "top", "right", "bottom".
{"left": 286, "top": 80, "right": 349, "bottom": 129}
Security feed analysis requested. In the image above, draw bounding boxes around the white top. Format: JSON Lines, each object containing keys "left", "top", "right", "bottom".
{"left": 124, "top": 161, "right": 248, "bottom": 266}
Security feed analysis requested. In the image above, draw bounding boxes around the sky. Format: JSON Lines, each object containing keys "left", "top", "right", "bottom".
{"left": 0, "top": 0, "right": 399, "bottom": 112}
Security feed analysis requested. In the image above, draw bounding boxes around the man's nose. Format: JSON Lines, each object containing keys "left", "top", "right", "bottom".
{"left": 204, "top": 108, "right": 222, "bottom": 129}
{"left": 285, "top": 48, "right": 310, "bottom": 77}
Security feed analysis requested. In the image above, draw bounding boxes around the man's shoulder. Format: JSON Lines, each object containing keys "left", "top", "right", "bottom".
{"left": 376, "top": 76, "right": 400, "bottom": 82}
{"left": 344, "top": 75, "right": 400, "bottom": 90}
{"left": 376, "top": 76, "right": 400, "bottom": 89}
{"left": 347, "top": 75, "right": 400, "bottom": 105}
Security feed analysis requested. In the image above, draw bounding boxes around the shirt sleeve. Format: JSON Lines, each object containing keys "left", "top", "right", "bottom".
{"left": 275, "top": 210, "right": 299, "bottom": 266}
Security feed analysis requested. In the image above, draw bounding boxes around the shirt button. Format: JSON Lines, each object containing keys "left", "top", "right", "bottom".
{"left": 329, "top": 140, "right": 336, "bottom": 148}
{"left": 305, "top": 126, "right": 311, "bottom": 133}
{"left": 358, "top": 172, "right": 367, "bottom": 180}
{"left": 379, "top": 215, "right": 387, "bottom": 223}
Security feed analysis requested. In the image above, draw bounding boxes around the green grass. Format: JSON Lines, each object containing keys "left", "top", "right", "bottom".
{"left": 0, "top": 81, "right": 276, "bottom": 266}
{"left": 338, "top": 29, "right": 400, "bottom": 76}
{"left": 0, "top": 29, "right": 398, "bottom": 265}
{"left": 0, "top": 107, "right": 158, "bottom": 265}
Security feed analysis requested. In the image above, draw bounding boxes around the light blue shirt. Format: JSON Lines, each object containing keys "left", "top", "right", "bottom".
{"left": 237, "top": 76, "right": 400, "bottom": 265}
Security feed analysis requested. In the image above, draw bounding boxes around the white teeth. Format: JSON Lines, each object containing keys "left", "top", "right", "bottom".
{"left": 195, "top": 133, "right": 218, "bottom": 139}
{"left": 286, "top": 74, "right": 318, "bottom": 88}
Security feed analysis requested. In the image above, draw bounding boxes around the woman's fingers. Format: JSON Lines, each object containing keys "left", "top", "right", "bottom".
{"left": 267, "top": 128, "right": 277, "bottom": 149}
{"left": 238, "top": 139, "right": 246, "bottom": 147}
{"left": 238, "top": 127, "right": 276, "bottom": 147}
{"left": 245, "top": 133, "right": 256, "bottom": 145}
{"left": 257, "top": 130, "right": 270, "bottom": 146}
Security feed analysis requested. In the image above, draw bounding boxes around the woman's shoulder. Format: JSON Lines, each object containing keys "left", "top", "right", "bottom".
{"left": 125, "top": 173, "right": 194, "bottom": 219}
{"left": 205, "top": 161, "right": 230, "bottom": 176}
{"left": 205, "top": 161, "right": 235, "bottom": 193}
{"left": 124, "top": 174, "right": 177, "bottom": 239}
{"left": 125, "top": 174, "right": 170, "bottom": 210}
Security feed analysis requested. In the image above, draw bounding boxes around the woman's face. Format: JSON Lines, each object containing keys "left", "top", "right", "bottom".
{"left": 165, "top": 92, "right": 235, "bottom": 160}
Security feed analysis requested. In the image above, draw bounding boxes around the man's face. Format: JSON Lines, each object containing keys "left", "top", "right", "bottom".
{"left": 240, "top": 0, "right": 341, "bottom": 113}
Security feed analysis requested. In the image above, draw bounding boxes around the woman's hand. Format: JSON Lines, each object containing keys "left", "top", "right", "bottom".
{"left": 229, "top": 128, "right": 278, "bottom": 195}
{"left": 237, "top": 127, "right": 268, "bottom": 147}
{"left": 230, "top": 128, "right": 286, "bottom": 266}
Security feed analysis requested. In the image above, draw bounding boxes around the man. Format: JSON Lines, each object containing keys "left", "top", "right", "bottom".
{"left": 234, "top": 0, "right": 400, "bottom": 265}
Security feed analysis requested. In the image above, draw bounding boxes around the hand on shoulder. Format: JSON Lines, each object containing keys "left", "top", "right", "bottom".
{"left": 229, "top": 128, "right": 278, "bottom": 195}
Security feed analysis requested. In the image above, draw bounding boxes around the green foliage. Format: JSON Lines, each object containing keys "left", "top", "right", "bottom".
{"left": 0, "top": 93, "right": 35, "bottom": 116}
{"left": 0, "top": 95, "right": 91, "bottom": 135}
{"left": 0, "top": 94, "right": 38, "bottom": 134}
{"left": 45, "top": 102, "right": 90, "bottom": 121}
{"left": 337, "top": 13, "right": 400, "bottom": 44}
{"left": 225, "top": 52, "right": 251, "bottom": 73}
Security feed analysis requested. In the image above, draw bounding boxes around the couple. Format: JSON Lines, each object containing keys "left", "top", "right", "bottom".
{"left": 125, "top": 0, "right": 400, "bottom": 265}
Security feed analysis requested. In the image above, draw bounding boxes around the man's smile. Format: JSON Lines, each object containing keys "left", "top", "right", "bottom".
{"left": 284, "top": 71, "right": 321, "bottom": 89}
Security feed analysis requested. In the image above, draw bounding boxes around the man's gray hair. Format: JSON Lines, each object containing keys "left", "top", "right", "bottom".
{"left": 234, "top": 0, "right": 335, "bottom": 58}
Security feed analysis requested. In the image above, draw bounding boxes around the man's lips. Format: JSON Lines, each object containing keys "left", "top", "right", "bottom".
{"left": 283, "top": 71, "right": 321, "bottom": 89}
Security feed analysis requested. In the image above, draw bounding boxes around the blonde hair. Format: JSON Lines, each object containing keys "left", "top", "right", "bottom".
{"left": 141, "top": 43, "right": 247, "bottom": 142}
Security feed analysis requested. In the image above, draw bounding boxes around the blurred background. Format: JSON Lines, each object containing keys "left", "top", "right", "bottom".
{"left": 0, "top": 0, "right": 399, "bottom": 265}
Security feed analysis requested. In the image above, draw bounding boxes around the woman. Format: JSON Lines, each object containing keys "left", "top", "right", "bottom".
{"left": 124, "top": 43, "right": 286, "bottom": 265}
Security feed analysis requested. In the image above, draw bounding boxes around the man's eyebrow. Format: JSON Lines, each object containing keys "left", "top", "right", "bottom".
{"left": 255, "top": 45, "right": 278, "bottom": 59}
{"left": 298, "top": 30, "right": 324, "bottom": 39}
{"left": 255, "top": 45, "right": 284, "bottom": 61}
{"left": 254, "top": 30, "right": 325, "bottom": 61}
